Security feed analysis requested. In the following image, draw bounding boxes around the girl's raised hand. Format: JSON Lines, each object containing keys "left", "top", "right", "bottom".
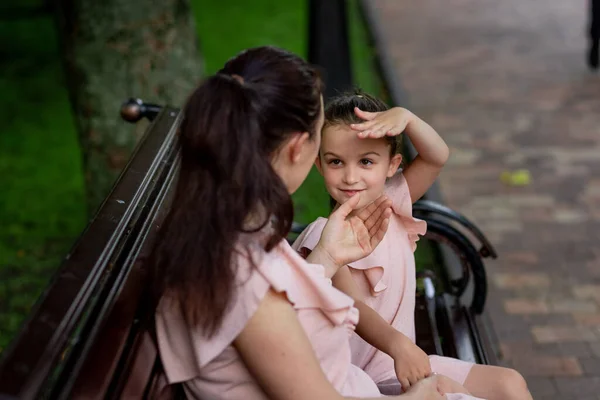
{"left": 350, "top": 106, "right": 414, "bottom": 139}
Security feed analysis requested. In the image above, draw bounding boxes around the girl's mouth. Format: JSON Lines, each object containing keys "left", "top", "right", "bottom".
{"left": 340, "top": 189, "right": 364, "bottom": 197}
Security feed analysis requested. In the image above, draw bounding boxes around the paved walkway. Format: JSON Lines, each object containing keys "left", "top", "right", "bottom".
{"left": 370, "top": 0, "right": 600, "bottom": 398}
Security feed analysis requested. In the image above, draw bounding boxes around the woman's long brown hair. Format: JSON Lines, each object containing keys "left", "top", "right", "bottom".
{"left": 149, "top": 47, "right": 322, "bottom": 336}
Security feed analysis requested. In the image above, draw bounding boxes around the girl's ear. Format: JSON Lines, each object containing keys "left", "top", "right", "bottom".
{"left": 387, "top": 154, "right": 403, "bottom": 177}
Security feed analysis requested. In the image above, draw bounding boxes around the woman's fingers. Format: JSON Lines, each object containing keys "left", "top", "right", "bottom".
{"left": 368, "top": 207, "right": 391, "bottom": 236}
{"left": 356, "top": 195, "right": 390, "bottom": 231}
{"left": 369, "top": 216, "right": 390, "bottom": 251}
{"left": 332, "top": 192, "right": 361, "bottom": 221}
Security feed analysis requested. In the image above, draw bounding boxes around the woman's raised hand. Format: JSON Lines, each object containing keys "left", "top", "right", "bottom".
{"left": 315, "top": 193, "right": 392, "bottom": 267}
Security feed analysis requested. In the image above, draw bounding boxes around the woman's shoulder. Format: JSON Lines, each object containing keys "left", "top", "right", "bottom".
{"left": 155, "top": 246, "right": 273, "bottom": 382}
{"left": 156, "top": 238, "right": 357, "bottom": 383}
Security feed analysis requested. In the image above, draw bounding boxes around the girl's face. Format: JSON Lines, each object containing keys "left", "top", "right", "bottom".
{"left": 316, "top": 123, "right": 402, "bottom": 210}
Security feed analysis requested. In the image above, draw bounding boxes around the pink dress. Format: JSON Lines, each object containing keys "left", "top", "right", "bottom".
{"left": 155, "top": 236, "right": 381, "bottom": 399}
{"left": 292, "top": 173, "right": 474, "bottom": 386}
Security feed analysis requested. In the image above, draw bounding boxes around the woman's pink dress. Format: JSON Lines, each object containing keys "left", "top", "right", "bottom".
{"left": 155, "top": 236, "right": 381, "bottom": 399}
{"left": 292, "top": 173, "right": 474, "bottom": 386}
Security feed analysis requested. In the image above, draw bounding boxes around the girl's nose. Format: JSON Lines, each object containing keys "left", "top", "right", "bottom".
{"left": 342, "top": 166, "right": 358, "bottom": 185}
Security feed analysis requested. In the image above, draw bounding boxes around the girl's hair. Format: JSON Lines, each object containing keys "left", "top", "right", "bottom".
{"left": 324, "top": 89, "right": 402, "bottom": 155}
{"left": 149, "top": 46, "right": 323, "bottom": 337}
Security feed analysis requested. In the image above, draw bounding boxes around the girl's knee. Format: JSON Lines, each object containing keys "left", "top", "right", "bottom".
{"left": 498, "top": 368, "right": 531, "bottom": 399}
{"left": 435, "top": 374, "right": 470, "bottom": 395}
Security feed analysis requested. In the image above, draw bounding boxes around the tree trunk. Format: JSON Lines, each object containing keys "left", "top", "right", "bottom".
{"left": 55, "top": 0, "right": 202, "bottom": 213}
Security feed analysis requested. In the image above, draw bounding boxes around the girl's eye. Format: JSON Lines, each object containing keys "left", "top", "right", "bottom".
{"left": 360, "top": 159, "right": 373, "bottom": 166}
{"left": 328, "top": 159, "right": 342, "bottom": 165}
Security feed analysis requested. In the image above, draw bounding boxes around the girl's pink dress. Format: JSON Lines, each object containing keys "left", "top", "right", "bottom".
{"left": 292, "top": 173, "right": 474, "bottom": 386}
{"left": 155, "top": 236, "right": 381, "bottom": 399}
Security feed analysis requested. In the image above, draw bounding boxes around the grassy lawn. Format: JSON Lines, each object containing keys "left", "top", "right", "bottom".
{"left": 0, "top": 0, "right": 428, "bottom": 352}
{"left": 0, "top": 15, "right": 87, "bottom": 353}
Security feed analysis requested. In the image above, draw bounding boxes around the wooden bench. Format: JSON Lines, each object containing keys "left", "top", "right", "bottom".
{"left": 0, "top": 100, "right": 498, "bottom": 399}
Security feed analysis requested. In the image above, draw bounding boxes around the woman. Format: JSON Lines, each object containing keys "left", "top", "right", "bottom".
{"left": 149, "top": 46, "right": 475, "bottom": 400}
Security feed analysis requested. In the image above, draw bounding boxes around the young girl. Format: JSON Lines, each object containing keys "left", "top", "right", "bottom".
{"left": 293, "top": 91, "right": 532, "bottom": 400}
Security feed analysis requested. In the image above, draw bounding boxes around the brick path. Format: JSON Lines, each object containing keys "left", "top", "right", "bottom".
{"left": 370, "top": 0, "right": 600, "bottom": 398}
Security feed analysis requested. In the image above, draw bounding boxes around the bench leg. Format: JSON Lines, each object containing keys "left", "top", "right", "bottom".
{"left": 590, "top": 0, "right": 600, "bottom": 69}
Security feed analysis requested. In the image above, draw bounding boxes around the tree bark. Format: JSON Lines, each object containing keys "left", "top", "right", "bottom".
{"left": 55, "top": 0, "right": 202, "bottom": 213}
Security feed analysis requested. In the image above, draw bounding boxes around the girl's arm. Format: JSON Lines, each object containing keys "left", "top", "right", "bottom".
{"left": 350, "top": 107, "right": 449, "bottom": 203}
{"left": 332, "top": 266, "right": 432, "bottom": 390}
{"left": 400, "top": 112, "right": 449, "bottom": 203}
{"left": 234, "top": 289, "right": 400, "bottom": 400}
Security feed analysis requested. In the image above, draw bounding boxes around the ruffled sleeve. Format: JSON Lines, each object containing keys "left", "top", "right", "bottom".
{"left": 385, "top": 172, "right": 427, "bottom": 252}
{"left": 345, "top": 260, "right": 387, "bottom": 295}
{"left": 273, "top": 242, "right": 357, "bottom": 326}
{"left": 291, "top": 217, "right": 328, "bottom": 257}
{"left": 155, "top": 239, "right": 358, "bottom": 384}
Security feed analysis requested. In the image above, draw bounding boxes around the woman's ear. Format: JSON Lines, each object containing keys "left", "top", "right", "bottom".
{"left": 288, "top": 132, "right": 311, "bottom": 163}
{"left": 315, "top": 155, "right": 324, "bottom": 175}
{"left": 387, "top": 154, "right": 403, "bottom": 177}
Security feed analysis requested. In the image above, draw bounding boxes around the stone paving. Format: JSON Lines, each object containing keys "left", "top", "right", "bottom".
{"left": 370, "top": 0, "right": 600, "bottom": 397}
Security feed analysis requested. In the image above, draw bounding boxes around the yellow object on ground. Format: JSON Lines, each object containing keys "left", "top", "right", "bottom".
{"left": 500, "top": 169, "right": 531, "bottom": 186}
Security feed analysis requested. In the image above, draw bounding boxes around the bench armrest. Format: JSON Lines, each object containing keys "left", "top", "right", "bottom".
{"left": 413, "top": 199, "right": 497, "bottom": 259}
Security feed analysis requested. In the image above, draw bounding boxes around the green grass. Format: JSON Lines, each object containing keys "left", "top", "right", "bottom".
{"left": 192, "top": 0, "right": 307, "bottom": 75}
{"left": 0, "top": 0, "right": 419, "bottom": 352}
{"left": 0, "top": 15, "right": 87, "bottom": 352}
